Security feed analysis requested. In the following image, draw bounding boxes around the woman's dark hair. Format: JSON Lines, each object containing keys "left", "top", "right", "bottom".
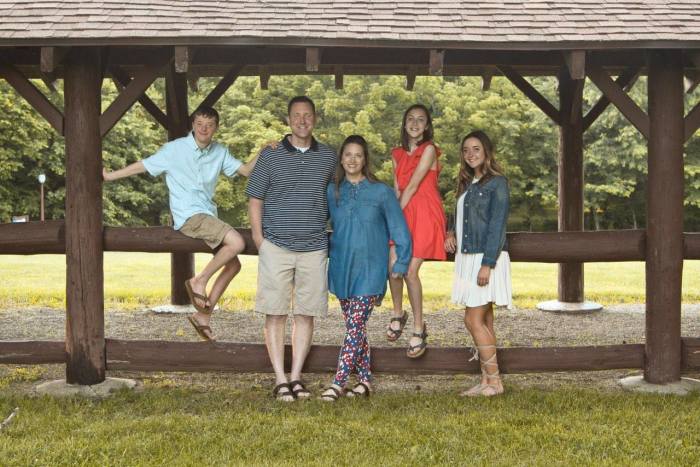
{"left": 456, "top": 130, "right": 505, "bottom": 197}
{"left": 400, "top": 104, "right": 433, "bottom": 150}
{"left": 334, "top": 135, "right": 378, "bottom": 203}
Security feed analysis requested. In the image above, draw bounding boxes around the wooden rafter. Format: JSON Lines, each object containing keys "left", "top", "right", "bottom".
{"left": 481, "top": 68, "right": 493, "bottom": 91}
{"left": 569, "top": 77, "right": 585, "bottom": 125}
{"left": 100, "top": 57, "right": 171, "bottom": 137}
{"left": 306, "top": 47, "right": 320, "bottom": 72}
{"left": 406, "top": 66, "right": 416, "bottom": 91}
{"left": 563, "top": 50, "right": 586, "bottom": 80}
{"left": 583, "top": 67, "right": 639, "bottom": 131}
{"left": 334, "top": 65, "right": 343, "bottom": 90}
{"left": 587, "top": 64, "right": 649, "bottom": 139}
{"left": 497, "top": 65, "right": 560, "bottom": 124}
{"left": 174, "top": 46, "right": 190, "bottom": 73}
{"left": 0, "top": 60, "right": 64, "bottom": 134}
{"left": 197, "top": 63, "right": 244, "bottom": 111}
{"left": 259, "top": 66, "right": 270, "bottom": 90}
{"left": 685, "top": 101, "right": 700, "bottom": 142}
{"left": 110, "top": 65, "right": 168, "bottom": 130}
{"left": 429, "top": 49, "right": 444, "bottom": 76}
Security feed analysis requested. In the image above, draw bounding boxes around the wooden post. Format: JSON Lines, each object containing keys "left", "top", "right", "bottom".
{"left": 166, "top": 63, "right": 194, "bottom": 305}
{"left": 645, "top": 50, "right": 684, "bottom": 384}
{"left": 63, "top": 47, "right": 105, "bottom": 384}
{"left": 558, "top": 70, "right": 584, "bottom": 303}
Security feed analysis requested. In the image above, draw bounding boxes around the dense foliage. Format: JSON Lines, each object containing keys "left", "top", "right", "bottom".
{"left": 1, "top": 75, "right": 698, "bottom": 230}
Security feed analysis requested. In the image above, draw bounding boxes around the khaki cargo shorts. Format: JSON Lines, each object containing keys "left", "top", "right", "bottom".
{"left": 179, "top": 213, "right": 234, "bottom": 250}
{"left": 255, "top": 239, "right": 328, "bottom": 317}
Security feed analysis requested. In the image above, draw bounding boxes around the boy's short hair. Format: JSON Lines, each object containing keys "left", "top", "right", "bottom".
{"left": 191, "top": 106, "right": 220, "bottom": 126}
{"left": 287, "top": 96, "right": 316, "bottom": 116}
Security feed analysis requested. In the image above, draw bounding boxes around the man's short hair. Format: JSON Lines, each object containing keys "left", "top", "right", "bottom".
{"left": 287, "top": 96, "right": 316, "bottom": 116}
{"left": 191, "top": 106, "right": 220, "bottom": 126}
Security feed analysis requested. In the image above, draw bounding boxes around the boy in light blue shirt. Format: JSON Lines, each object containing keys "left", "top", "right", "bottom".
{"left": 103, "top": 106, "right": 257, "bottom": 340}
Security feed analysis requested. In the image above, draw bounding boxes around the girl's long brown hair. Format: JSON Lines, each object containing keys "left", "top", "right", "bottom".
{"left": 400, "top": 104, "right": 433, "bottom": 150}
{"left": 334, "top": 135, "right": 378, "bottom": 204}
{"left": 456, "top": 130, "right": 505, "bottom": 197}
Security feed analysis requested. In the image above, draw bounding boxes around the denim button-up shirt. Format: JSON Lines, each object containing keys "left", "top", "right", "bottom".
{"left": 327, "top": 179, "right": 412, "bottom": 300}
{"left": 457, "top": 175, "right": 509, "bottom": 267}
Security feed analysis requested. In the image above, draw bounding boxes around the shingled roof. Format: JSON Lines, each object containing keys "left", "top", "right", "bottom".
{"left": 1, "top": 0, "right": 699, "bottom": 49}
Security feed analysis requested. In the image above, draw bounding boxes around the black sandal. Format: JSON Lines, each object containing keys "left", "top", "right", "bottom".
{"left": 289, "top": 380, "right": 311, "bottom": 399}
{"left": 272, "top": 383, "right": 295, "bottom": 402}
{"left": 320, "top": 385, "right": 343, "bottom": 402}
{"left": 347, "top": 382, "right": 371, "bottom": 398}
{"left": 386, "top": 310, "right": 408, "bottom": 342}
{"left": 407, "top": 323, "right": 428, "bottom": 359}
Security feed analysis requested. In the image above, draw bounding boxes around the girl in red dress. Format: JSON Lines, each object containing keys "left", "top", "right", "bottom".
{"left": 386, "top": 104, "right": 447, "bottom": 358}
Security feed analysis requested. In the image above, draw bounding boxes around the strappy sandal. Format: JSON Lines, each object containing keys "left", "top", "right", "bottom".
{"left": 320, "top": 385, "right": 343, "bottom": 402}
{"left": 406, "top": 323, "right": 428, "bottom": 359}
{"left": 462, "top": 345, "right": 503, "bottom": 397}
{"left": 186, "top": 315, "right": 215, "bottom": 341}
{"left": 184, "top": 279, "right": 211, "bottom": 314}
{"left": 345, "top": 382, "right": 371, "bottom": 398}
{"left": 272, "top": 383, "right": 295, "bottom": 402}
{"left": 386, "top": 310, "right": 408, "bottom": 342}
{"left": 289, "top": 380, "right": 311, "bottom": 399}
{"left": 460, "top": 345, "right": 494, "bottom": 397}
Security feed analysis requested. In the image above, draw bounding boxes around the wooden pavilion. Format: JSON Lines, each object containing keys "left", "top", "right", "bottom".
{"left": 0, "top": 1, "right": 699, "bottom": 387}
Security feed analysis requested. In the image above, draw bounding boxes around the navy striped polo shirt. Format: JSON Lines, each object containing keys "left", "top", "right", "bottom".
{"left": 246, "top": 135, "right": 338, "bottom": 252}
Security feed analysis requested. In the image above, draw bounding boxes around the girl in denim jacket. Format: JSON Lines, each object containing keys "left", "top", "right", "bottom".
{"left": 445, "top": 130, "right": 512, "bottom": 397}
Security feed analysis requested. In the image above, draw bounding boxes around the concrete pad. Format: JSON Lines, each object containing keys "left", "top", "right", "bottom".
{"left": 34, "top": 377, "right": 139, "bottom": 398}
{"left": 537, "top": 300, "right": 603, "bottom": 313}
{"left": 619, "top": 375, "right": 700, "bottom": 395}
{"left": 150, "top": 304, "right": 219, "bottom": 314}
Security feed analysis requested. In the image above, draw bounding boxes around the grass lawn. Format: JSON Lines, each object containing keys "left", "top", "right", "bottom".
{"left": 0, "top": 253, "right": 698, "bottom": 310}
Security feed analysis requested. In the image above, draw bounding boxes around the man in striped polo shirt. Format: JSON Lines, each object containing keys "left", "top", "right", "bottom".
{"left": 247, "top": 96, "right": 338, "bottom": 401}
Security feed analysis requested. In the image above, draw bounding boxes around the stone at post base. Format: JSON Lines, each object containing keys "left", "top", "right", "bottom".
{"left": 619, "top": 375, "right": 700, "bottom": 396}
{"left": 536, "top": 300, "right": 603, "bottom": 313}
{"left": 34, "top": 377, "right": 139, "bottom": 398}
{"left": 150, "top": 304, "right": 219, "bottom": 314}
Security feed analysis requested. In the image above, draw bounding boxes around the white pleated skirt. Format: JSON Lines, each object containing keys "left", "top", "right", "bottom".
{"left": 451, "top": 251, "right": 513, "bottom": 309}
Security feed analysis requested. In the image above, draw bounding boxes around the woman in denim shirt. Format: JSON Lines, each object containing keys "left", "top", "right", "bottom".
{"left": 320, "top": 135, "right": 412, "bottom": 401}
{"left": 445, "top": 130, "right": 512, "bottom": 397}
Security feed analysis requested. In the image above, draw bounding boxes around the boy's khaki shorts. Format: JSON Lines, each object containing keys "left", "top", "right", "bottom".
{"left": 179, "top": 213, "right": 233, "bottom": 250}
{"left": 255, "top": 239, "right": 328, "bottom": 317}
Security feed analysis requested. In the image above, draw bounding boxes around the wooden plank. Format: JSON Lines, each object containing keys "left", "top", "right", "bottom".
{"left": 645, "top": 50, "right": 684, "bottom": 384}
{"left": 684, "top": 101, "right": 700, "bottom": 142}
{"left": 40, "top": 46, "right": 68, "bottom": 73}
{"left": 197, "top": 63, "right": 244, "bottom": 111}
{"left": 685, "top": 73, "right": 699, "bottom": 94}
{"left": 429, "top": 49, "right": 444, "bottom": 76}
{"left": 557, "top": 71, "right": 585, "bottom": 302}
{"left": 481, "top": 68, "right": 493, "bottom": 91}
{"left": 174, "top": 46, "right": 190, "bottom": 73}
{"left": 406, "top": 68, "right": 416, "bottom": 91}
{"left": 334, "top": 65, "right": 343, "bottom": 90}
{"left": 100, "top": 57, "right": 170, "bottom": 137}
{"left": 110, "top": 65, "right": 169, "bottom": 130}
{"left": 188, "top": 76, "right": 199, "bottom": 92}
{"left": 104, "top": 339, "right": 644, "bottom": 374}
{"left": 682, "top": 338, "right": 700, "bottom": 370}
{"left": 259, "top": 66, "right": 270, "bottom": 90}
{"left": 305, "top": 47, "right": 320, "bottom": 72}
{"left": 587, "top": 64, "right": 649, "bottom": 139}
{"left": 64, "top": 47, "right": 105, "bottom": 385}
{"left": 563, "top": 50, "right": 586, "bottom": 80}
{"left": 0, "top": 341, "right": 66, "bottom": 364}
{"left": 0, "top": 60, "right": 64, "bottom": 134}
{"left": 497, "top": 65, "right": 560, "bottom": 124}
{"left": 583, "top": 67, "right": 639, "bottom": 131}
{"left": 685, "top": 233, "right": 700, "bottom": 259}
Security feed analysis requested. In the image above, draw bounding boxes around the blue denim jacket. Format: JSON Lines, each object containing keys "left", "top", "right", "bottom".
{"left": 457, "top": 175, "right": 509, "bottom": 267}
{"left": 327, "top": 179, "right": 412, "bottom": 300}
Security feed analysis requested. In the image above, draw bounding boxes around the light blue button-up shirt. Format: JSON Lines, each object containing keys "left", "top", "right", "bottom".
{"left": 142, "top": 132, "right": 242, "bottom": 229}
{"left": 327, "top": 179, "right": 412, "bottom": 300}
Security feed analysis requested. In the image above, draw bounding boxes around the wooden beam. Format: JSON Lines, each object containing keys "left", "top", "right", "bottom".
{"left": 684, "top": 73, "right": 699, "bottom": 94}
{"left": 197, "top": 63, "right": 244, "bottom": 111}
{"left": 683, "top": 338, "right": 700, "bottom": 370}
{"left": 334, "top": 65, "right": 344, "bottom": 90}
{"left": 583, "top": 67, "right": 639, "bottom": 131}
{"left": 563, "top": 50, "right": 586, "bottom": 80}
{"left": 188, "top": 76, "right": 199, "bottom": 93}
{"left": 645, "top": 50, "right": 684, "bottom": 384}
{"left": 306, "top": 47, "right": 320, "bottom": 72}
{"left": 259, "top": 66, "right": 270, "bottom": 90}
{"left": 685, "top": 233, "right": 700, "bottom": 259}
{"left": 64, "top": 47, "right": 105, "bottom": 385}
{"left": 0, "top": 341, "right": 66, "bottom": 364}
{"left": 429, "top": 49, "right": 444, "bottom": 76}
{"left": 40, "top": 46, "right": 69, "bottom": 74}
{"left": 174, "top": 46, "right": 190, "bottom": 73}
{"left": 100, "top": 57, "right": 170, "bottom": 137}
{"left": 684, "top": 101, "right": 700, "bottom": 142}
{"left": 587, "top": 64, "right": 649, "bottom": 139}
{"left": 481, "top": 68, "right": 493, "bottom": 91}
{"left": 0, "top": 61, "right": 64, "bottom": 134}
{"left": 110, "top": 65, "right": 169, "bottom": 130}
{"left": 497, "top": 65, "right": 560, "bottom": 124}
{"left": 406, "top": 66, "right": 417, "bottom": 91}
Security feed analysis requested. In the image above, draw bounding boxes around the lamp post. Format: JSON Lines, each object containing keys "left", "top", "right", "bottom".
{"left": 38, "top": 173, "right": 46, "bottom": 221}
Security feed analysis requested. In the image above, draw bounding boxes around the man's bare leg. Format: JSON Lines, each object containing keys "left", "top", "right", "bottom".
{"left": 290, "top": 315, "right": 314, "bottom": 388}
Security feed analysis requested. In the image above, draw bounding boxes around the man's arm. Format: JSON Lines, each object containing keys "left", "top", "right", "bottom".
{"left": 103, "top": 161, "right": 147, "bottom": 182}
{"left": 237, "top": 153, "right": 260, "bottom": 177}
{"left": 248, "top": 197, "right": 264, "bottom": 250}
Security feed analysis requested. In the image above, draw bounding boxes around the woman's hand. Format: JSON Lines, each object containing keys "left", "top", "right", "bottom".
{"left": 477, "top": 265, "right": 491, "bottom": 287}
{"left": 444, "top": 233, "right": 456, "bottom": 253}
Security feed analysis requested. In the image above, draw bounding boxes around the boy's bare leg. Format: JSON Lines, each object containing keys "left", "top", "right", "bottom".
{"left": 207, "top": 256, "right": 242, "bottom": 311}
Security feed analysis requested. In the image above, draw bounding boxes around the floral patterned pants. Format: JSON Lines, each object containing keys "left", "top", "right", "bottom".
{"left": 333, "top": 295, "right": 378, "bottom": 386}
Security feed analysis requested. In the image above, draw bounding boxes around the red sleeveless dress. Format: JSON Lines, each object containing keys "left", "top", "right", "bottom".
{"left": 392, "top": 141, "right": 447, "bottom": 260}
